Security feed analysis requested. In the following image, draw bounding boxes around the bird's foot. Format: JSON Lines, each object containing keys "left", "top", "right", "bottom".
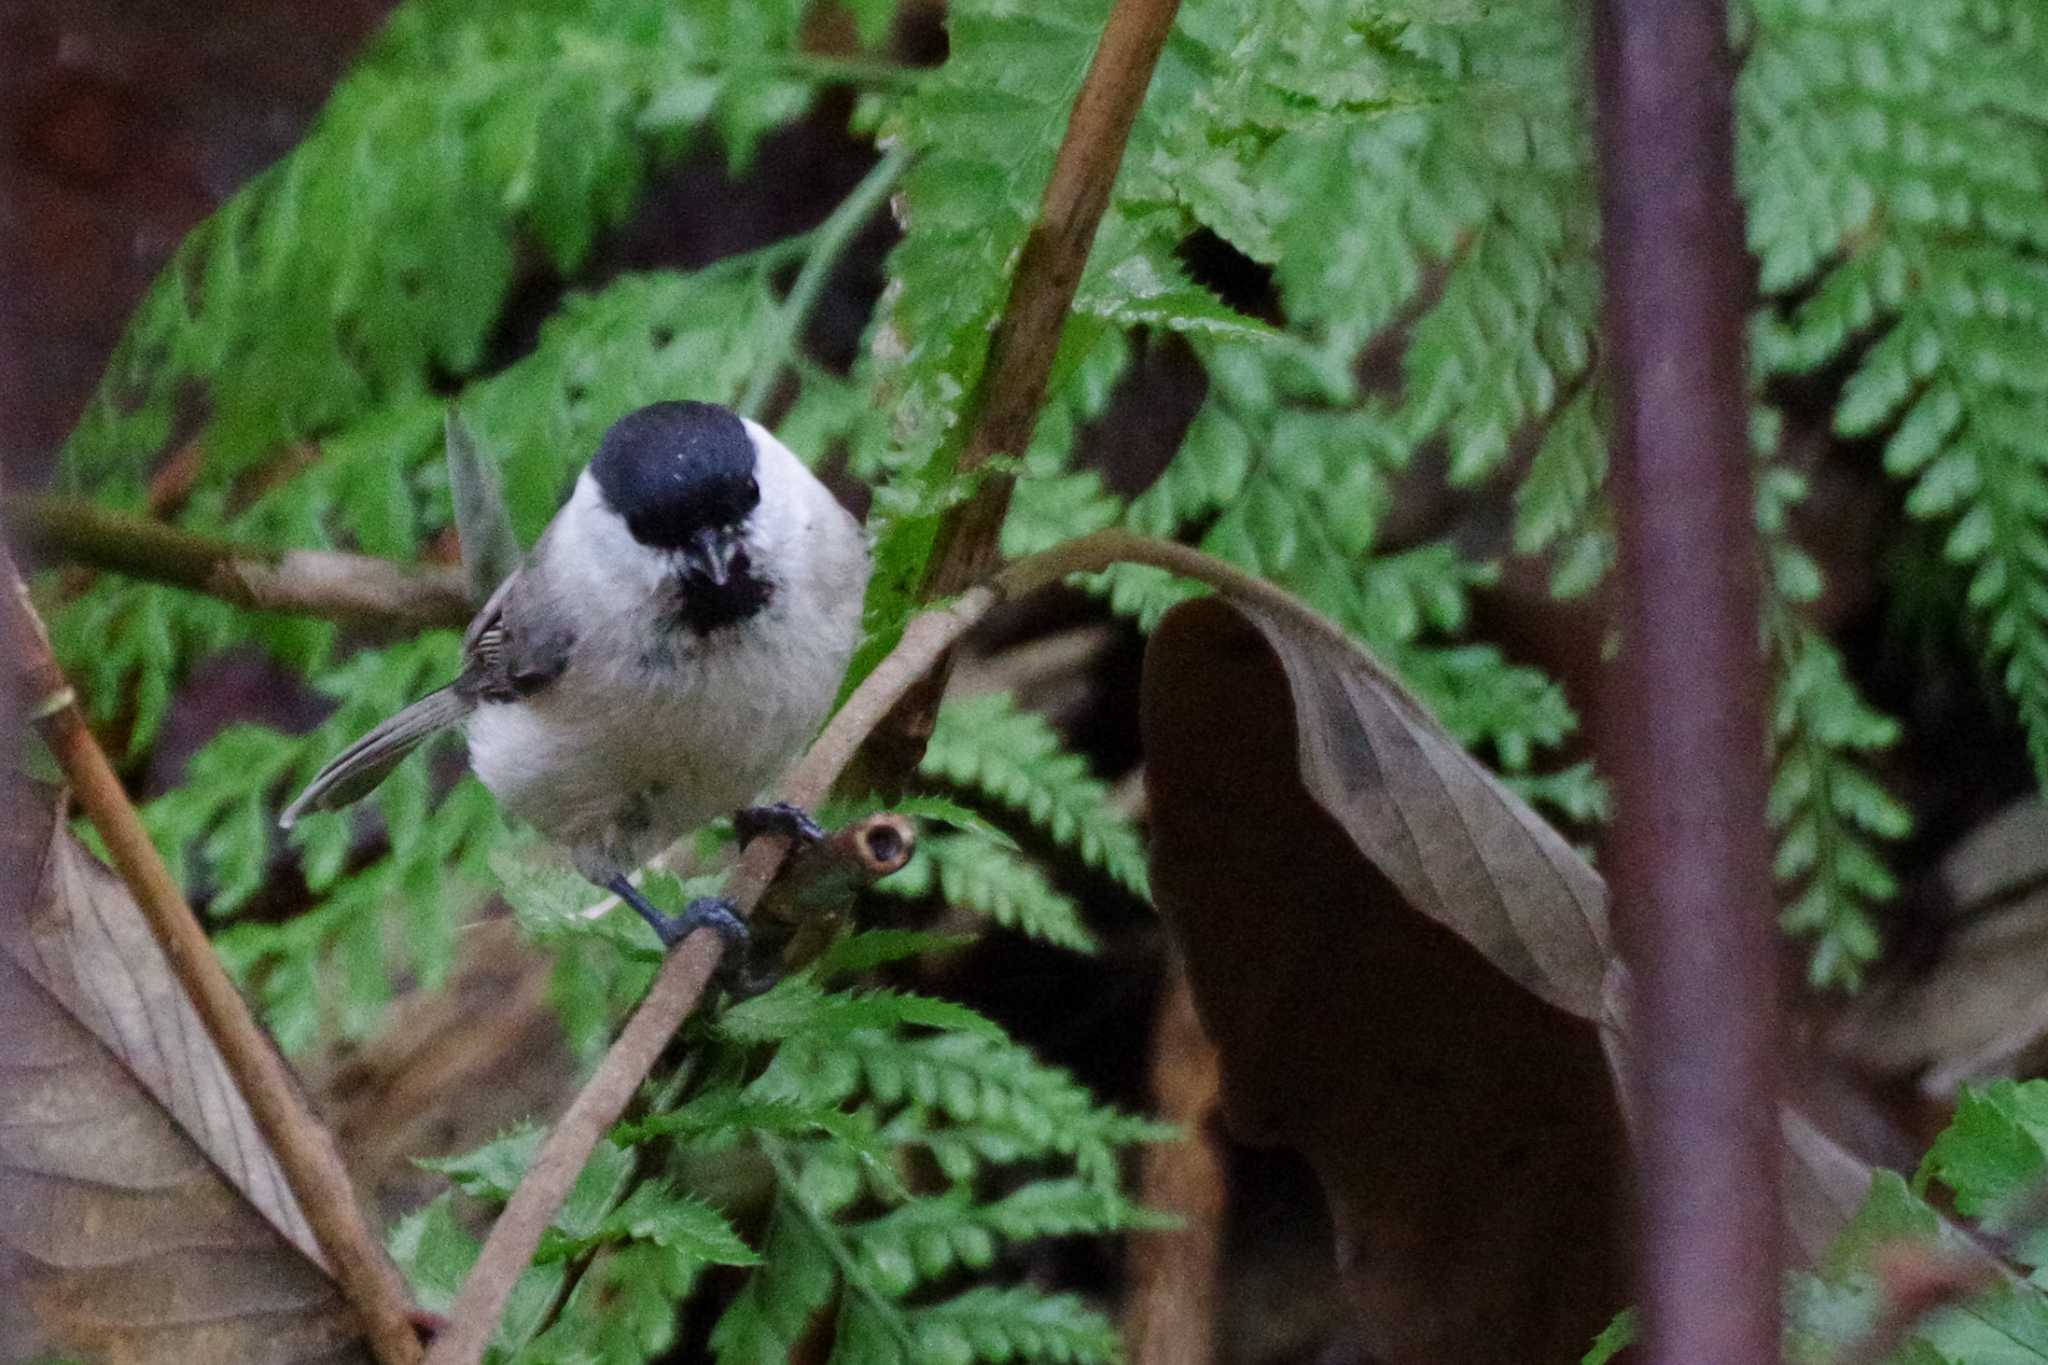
{"left": 734, "top": 801, "right": 825, "bottom": 848}
{"left": 604, "top": 877, "right": 773, "bottom": 995}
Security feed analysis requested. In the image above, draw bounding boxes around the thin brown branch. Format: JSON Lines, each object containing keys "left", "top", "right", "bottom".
{"left": 7, "top": 491, "right": 473, "bottom": 629}
{"left": 860, "top": 0, "right": 1186, "bottom": 786}
{"left": 1124, "top": 961, "right": 1224, "bottom": 1365}
{"left": 1, "top": 546, "right": 425, "bottom": 1365}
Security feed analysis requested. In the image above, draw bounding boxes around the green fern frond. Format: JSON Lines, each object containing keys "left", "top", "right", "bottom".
{"left": 752, "top": 1017, "right": 1169, "bottom": 1185}
{"left": 1767, "top": 618, "right": 1911, "bottom": 989}
{"left": 1757, "top": 457, "right": 1912, "bottom": 989}
{"left": 61, "top": 0, "right": 908, "bottom": 500}
{"left": 923, "top": 693, "right": 1149, "bottom": 899}
{"left": 605, "top": 971, "right": 1165, "bottom": 1363}
{"left": 543, "top": 1181, "right": 761, "bottom": 1267}
{"left": 910, "top": 1287, "right": 1123, "bottom": 1365}
{"left": 1512, "top": 386, "right": 1612, "bottom": 599}
{"left": 719, "top": 980, "right": 1007, "bottom": 1047}
{"left": 1256, "top": 6, "right": 1599, "bottom": 473}
{"left": 1745, "top": 0, "right": 2048, "bottom": 782}
{"left": 707, "top": 1130, "right": 1156, "bottom": 1365}
{"left": 851, "top": 1182, "right": 1167, "bottom": 1298}
{"left": 395, "top": 1128, "right": 765, "bottom": 1362}
{"left": 845, "top": 0, "right": 1301, "bottom": 681}
{"left": 707, "top": 1201, "right": 839, "bottom": 1362}
{"left": 810, "top": 927, "right": 982, "bottom": 978}
{"left": 392, "top": 1191, "right": 578, "bottom": 1356}
{"left": 44, "top": 578, "right": 245, "bottom": 749}
{"left": 137, "top": 634, "right": 507, "bottom": 1045}
{"left": 880, "top": 830, "right": 1102, "bottom": 954}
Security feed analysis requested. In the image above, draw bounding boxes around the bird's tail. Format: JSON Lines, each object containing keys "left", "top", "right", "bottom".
{"left": 278, "top": 687, "right": 471, "bottom": 829}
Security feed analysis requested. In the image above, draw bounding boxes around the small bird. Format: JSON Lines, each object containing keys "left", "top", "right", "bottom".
{"left": 280, "top": 400, "right": 872, "bottom": 967}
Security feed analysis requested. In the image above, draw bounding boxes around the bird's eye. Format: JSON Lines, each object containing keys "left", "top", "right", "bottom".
{"left": 745, "top": 476, "right": 759, "bottom": 500}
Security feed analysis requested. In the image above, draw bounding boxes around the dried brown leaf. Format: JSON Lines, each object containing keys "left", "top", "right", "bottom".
{"left": 1140, "top": 594, "right": 1874, "bottom": 1362}
{"left": 0, "top": 782, "right": 369, "bottom": 1364}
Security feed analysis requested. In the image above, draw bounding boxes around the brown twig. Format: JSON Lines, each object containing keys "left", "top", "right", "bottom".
{"left": 6, "top": 491, "right": 473, "bottom": 629}
{"left": 860, "top": 0, "right": 1186, "bottom": 784}
{"left": 1589, "top": 0, "right": 1781, "bottom": 1361}
{"left": 1, "top": 547, "right": 426, "bottom": 1365}
{"left": 1123, "top": 961, "right": 1224, "bottom": 1365}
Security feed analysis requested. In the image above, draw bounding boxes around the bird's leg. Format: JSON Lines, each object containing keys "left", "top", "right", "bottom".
{"left": 733, "top": 800, "right": 825, "bottom": 848}
{"left": 604, "top": 875, "right": 770, "bottom": 995}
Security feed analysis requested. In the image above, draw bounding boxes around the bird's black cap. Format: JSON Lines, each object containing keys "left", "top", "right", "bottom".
{"left": 590, "top": 401, "right": 760, "bottom": 551}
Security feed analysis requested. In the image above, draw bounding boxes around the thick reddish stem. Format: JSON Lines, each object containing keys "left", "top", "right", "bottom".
{"left": 1590, "top": 1, "right": 1784, "bottom": 1361}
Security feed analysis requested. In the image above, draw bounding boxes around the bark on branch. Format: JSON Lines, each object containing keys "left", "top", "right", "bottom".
{"left": 7, "top": 492, "right": 473, "bottom": 629}
{"left": 859, "top": 0, "right": 1187, "bottom": 787}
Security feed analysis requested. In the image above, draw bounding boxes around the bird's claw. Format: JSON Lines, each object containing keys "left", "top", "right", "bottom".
{"left": 654, "top": 894, "right": 748, "bottom": 951}
{"left": 734, "top": 801, "right": 825, "bottom": 848}
{"left": 604, "top": 876, "right": 774, "bottom": 995}
{"left": 666, "top": 897, "right": 778, "bottom": 997}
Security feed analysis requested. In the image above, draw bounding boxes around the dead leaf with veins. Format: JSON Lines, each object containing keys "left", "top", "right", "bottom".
{"left": 0, "top": 780, "right": 371, "bottom": 1365}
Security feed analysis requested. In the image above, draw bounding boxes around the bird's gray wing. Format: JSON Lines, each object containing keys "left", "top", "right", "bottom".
{"left": 279, "top": 558, "right": 576, "bottom": 830}
{"left": 457, "top": 559, "right": 577, "bottom": 705}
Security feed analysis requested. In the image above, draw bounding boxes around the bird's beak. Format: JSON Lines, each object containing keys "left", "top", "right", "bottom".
{"left": 682, "top": 526, "right": 741, "bottom": 588}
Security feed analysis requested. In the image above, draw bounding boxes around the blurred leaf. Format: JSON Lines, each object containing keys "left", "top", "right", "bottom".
{"left": 1581, "top": 1308, "right": 1637, "bottom": 1365}
{"left": 388, "top": 1194, "right": 562, "bottom": 1354}
{"left": 0, "top": 782, "right": 369, "bottom": 1364}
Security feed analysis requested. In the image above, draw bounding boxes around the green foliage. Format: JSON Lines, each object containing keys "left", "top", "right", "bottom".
{"left": 1745, "top": 0, "right": 2048, "bottom": 784}
{"left": 60, "top": 0, "right": 889, "bottom": 500}
{"left": 697, "top": 946, "right": 1168, "bottom": 1363}
{"left": 397, "top": 1124, "right": 763, "bottom": 1363}
{"left": 1918, "top": 1081, "right": 2048, "bottom": 1226}
{"left": 923, "top": 693, "right": 1150, "bottom": 900}
{"left": 1580, "top": 1308, "right": 1637, "bottom": 1365}
{"left": 879, "top": 830, "right": 1102, "bottom": 954}
{"left": 402, "top": 925, "right": 1163, "bottom": 1363}
{"left": 1786, "top": 1079, "right": 2048, "bottom": 1362}
{"left": 47, "top": 0, "right": 2048, "bottom": 1352}
{"left": 1758, "top": 455, "right": 1913, "bottom": 988}
{"left": 974, "top": 0, "right": 1605, "bottom": 814}
{"left": 1589, "top": 1082, "right": 2048, "bottom": 1361}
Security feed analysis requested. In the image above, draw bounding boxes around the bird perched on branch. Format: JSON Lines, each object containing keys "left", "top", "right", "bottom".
{"left": 282, "top": 400, "right": 871, "bottom": 971}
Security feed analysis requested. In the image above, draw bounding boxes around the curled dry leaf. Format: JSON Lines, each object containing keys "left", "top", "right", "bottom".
{"left": 0, "top": 780, "right": 370, "bottom": 1365}
{"left": 1140, "top": 593, "right": 1878, "bottom": 1363}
